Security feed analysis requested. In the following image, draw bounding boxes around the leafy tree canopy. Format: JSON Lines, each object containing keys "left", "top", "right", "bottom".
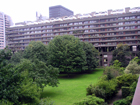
{"left": 112, "top": 43, "right": 131, "bottom": 67}
{"left": 47, "top": 35, "right": 87, "bottom": 74}
{"left": 23, "top": 41, "right": 48, "bottom": 62}
{"left": 82, "top": 42, "right": 99, "bottom": 70}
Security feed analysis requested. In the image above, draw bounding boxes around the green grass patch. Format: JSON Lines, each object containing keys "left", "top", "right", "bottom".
{"left": 41, "top": 68, "right": 104, "bottom": 105}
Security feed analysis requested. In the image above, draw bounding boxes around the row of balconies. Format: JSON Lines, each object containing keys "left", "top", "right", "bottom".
{"left": 6, "top": 27, "right": 140, "bottom": 38}
{"left": 7, "top": 17, "right": 140, "bottom": 33}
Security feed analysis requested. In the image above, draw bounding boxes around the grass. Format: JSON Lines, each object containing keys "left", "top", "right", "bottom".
{"left": 40, "top": 68, "right": 104, "bottom": 105}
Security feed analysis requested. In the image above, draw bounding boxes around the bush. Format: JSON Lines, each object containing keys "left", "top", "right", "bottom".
{"left": 73, "top": 94, "right": 105, "bottom": 105}
{"left": 124, "top": 60, "right": 140, "bottom": 74}
{"left": 113, "top": 96, "right": 133, "bottom": 105}
{"left": 116, "top": 73, "right": 138, "bottom": 88}
{"left": 129, "top": 81, "right": 137, "bottom": 96}
{"left": 121, "top": 87, "right": 130, "bottom": 98}
{"left": 86, "top": 79, "right": 118, "bottom": 100}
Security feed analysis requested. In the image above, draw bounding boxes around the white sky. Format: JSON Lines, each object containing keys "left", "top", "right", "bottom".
{"left": 0, "top": 0, "right": 139, "bottom": 23}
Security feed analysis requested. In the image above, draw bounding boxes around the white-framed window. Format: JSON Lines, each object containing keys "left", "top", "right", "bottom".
{"left": 84, "top": 30, "right": 89, "bottom": 32}
{"left": 137, "top": 16, "right": 140, "bottom": 19}
{"left": 125, "top": 17, "right": 129, "bottom": 20}
{"left": 90, "top": 20, "right": 96, "bottom": 23}
{"left": 130, "top": 16, "right": 135, "bottom": 19}
{"left": 90, "top": 29, "right": 94, "bottom": 32}
{"left": 84, "top": 26, "right": 88, "bottom": 28}
{"left": 74, "top": 27, "right": 78, "bottom": 29}
{"left": 64, "top": 24, "right": 67, "bottom": 26}
{"left": 60, "top": 24, "right": 63, "bottom": 26}
{"left": 79, "top": 26, "right": 83, "bottom": 29}
{"left": 74, "top": 23, "right": 78, "bottom": 25}
{"left": 69, "top": 23, "right": 73, "bottom": 25}
{"left": 90, "top": 25, "right": 94, "bottom": 28}
{"left": 118, "top": 22, "right": 123, "bottom": 25}
{"left": 125, "top": 22, "right": 130, "bottom": 24}
{"left": 137, "top": 21, "right": 140, "bottom": 23}
{"left": 138, "top": 26, "right": 140, "bottom": 29}
{"left": 125, "top": 27, "right": 130, "bottom": 30}
{"left": 70, "top": 27, "right": 73, "bottom": 30}
{"left": 84, "top": 21, "right": 88, "bottom": 24}
{"left": 104, "top": 55, "right": 108, "bottom": 57}
{"left": 79, "top": 22, "right": 82, "bottom": 24}
{"left": 119, "top": 27, "right": 123, "bottom": 30}
{"left": 131, "top": 26, "right": 135, "bottom": 29}
{"left": 130, "top": 21, "right": 135, "bottom": 24}
{"left": 118, "top": 17, "right": 123, "bottom": 20}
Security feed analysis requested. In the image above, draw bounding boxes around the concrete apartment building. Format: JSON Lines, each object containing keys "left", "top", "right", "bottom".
{"left": 6, "top": 7, "right": 140, "bottom": 66}
{"left": 49, "top": 5, "right": 73, "bottom": 18}
{"left": 0, "top": 12, "right": 12, "bottom": 49}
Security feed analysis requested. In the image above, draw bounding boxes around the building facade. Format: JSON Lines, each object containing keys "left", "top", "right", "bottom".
{"left": 49, "top": 5, "right": 73, "bottom": 18}
{"left": 6, "top": 7, "right": 140, "bottom": 66}
{"left": 0, "top": 12, "right": 12, "bottom": 49}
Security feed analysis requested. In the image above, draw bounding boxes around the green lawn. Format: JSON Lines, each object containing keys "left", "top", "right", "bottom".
{"left": 41, "top": 68, "right": 104, "bottom": 105}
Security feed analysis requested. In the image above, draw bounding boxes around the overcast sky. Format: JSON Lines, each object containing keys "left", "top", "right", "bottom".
{"left": 0, "top": 0, "right": 139, "bottom": 23}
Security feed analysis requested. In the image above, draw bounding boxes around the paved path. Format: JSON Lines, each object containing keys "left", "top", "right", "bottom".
{"left": 108, "top": 89, "right": 122, "bottom": 105}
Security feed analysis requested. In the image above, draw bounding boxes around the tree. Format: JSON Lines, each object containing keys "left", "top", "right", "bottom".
{"left": 47, "top": 35, "right": 87, "bottom": 74}
{"left": 23, "top": 41, "right": 48, "bottom": 62}
{"left": 14, "top": 59, "right": 59, "bottom": 89}
{"left": 124, "top": 57, "right": 140, "bottom": 74}
{"left": 0, "top": 64, "right": 40, "bottom": 105}
{"left": 111, "top": 44, "right": 131, "bottom": 67}
{"left": 82, "top": 42, "right": 99, "bottom": 70}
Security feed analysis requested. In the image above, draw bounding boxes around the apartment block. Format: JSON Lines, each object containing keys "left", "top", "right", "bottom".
{"left": 6, "top": 7, "right": 140, "bottom": 66}
{"left": 49, "top": 5, "right": 73, "bottom": 18}
{"left": 0, "top": 12, "right": 12, "bottom": 49}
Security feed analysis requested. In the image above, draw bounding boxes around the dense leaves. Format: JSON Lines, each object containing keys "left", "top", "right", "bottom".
{"left": 48, "top": 35, "right": 87, "bottom": 74}
{"left": 24, "top": 41, "right": 48, "bottom": 62}
{"left": 112, "top": 44, "right": 131, "bottom": 67}
{"left": 82, "top": 42, "right": 99, "bottom": 70}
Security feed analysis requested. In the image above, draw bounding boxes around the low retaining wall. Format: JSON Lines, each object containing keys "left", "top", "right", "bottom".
{"left": 132, "top": 76, "right": 140, "bottom": 105}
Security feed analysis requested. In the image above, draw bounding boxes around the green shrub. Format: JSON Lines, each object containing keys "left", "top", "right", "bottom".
{"left": 39, "top": 98, "right": 54, "bottom": 105}
{"left": 124, "top": 60, "right": 140, "bottom": 74}
{"left": 113, "top": 96, "right": 133, "bottom": 105}
{"left": 86, "top": 79, "right": 118, "bottom": 100}
{"left": 129, "top": 81, "right": 137, "bottom": 96}
{"left": 73, "top": 94, "right": 105, "bottom": 105}
{"left": 116, "top": 73, "right": 138, "bottom": 88}
{"left": 121, "top": 87, "right": 130, "bottom": 98}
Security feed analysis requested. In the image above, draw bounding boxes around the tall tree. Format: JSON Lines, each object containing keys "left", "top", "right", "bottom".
{"left": 15, "top": 59, "right": 59, "bottom": 89}
{"left": 82, "top": 42, "right": 99, "bottom": 70}
{"left": 111, "top": 44, "right": 131, "bottom": 67}
{"left": 23, "top": 41, "right": 48, "bottom": 62}
{"left": 48, "top": 35, "right": 87, "bottom": 74}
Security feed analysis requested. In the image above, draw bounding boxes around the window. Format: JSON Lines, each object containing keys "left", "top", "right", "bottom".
{"left": 69, "top": 23, "right": 73, "bottom": 25}
{"left": 119, "top": 27, "right": 123, "bottom": 30}
{"left": 84, "top": 26, "right": 88, "bottom": 28}
{"left": 84, "top": 30, "right": 89, "bottom": 33}
{"left": 90, "top": 29, "right": 94, "bottom": 32}
{"left": 130, "top": 16, "right": 135, "bottom": 19}
{"left": 74, "top": 23, "right": 78, "bottom": 25}
{"left": 118, "top": 17, "right": 123, "bottom": 20}
{"left": 79, "top": 26, "right": 83, "bottom": 29}
{"left": 74, "top": 27, "right": 78, "bottom": 29}
{"left": 79, "top": 22, "right": 82, "bottom": 24}
{"left": 104, "top": 55, "right": 108, "bottom": 57}
{"left": 125, "top": 22, "right": 130, "bottom": 24}
{"left": 64, "top": 24, "right": 67, "bottom": 26}
{"left": 90, "top": 20, "right": 96, "bottom": 23}
{"left": 125, "top": 17, "right": 129, "bottom": 20}
{"left": 138, "top": 26, "right": 140, "bottom": 29}
{"left": 118, "top": 22, "right": 123, "bottom": 25}
{"left": 90, "top": 25, "right": 94, "bottom": 28}
{"left": 84, "top": 21, "right": 88, "bottom": 24}
{"left": 137, "top": 21, "right": 140, "bottom": 23}
{"left": 137, "top": 16, "right": 140, "bottom": 19}
{"left": 130, "top": 21, "right": 135, "bottom": 24}
{"left": 125, "top": 27, "right": 130, "bottom": 30}
{"left": 131, "top": 26, "right": 135, "bottom": 29}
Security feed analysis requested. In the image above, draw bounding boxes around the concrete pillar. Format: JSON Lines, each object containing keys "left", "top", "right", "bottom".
{"left": 108, "top": 9, "right": 112, "bottom": 15}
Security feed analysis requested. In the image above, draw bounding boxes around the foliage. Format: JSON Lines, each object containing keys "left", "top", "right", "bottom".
{"left": 103, "top": 60, "right": 124, "bottom": 80}
{"left": 10, "top": 50, "right": 24, "bottom": 64}
{"left": 129, "top": 81, "right": 137, "bottom": 96}
{"left": 0, "top": 47, "right": 12, "bottom": 65}
{"left": 124, "top": 58, "right": 140, "bottom": 74}
{"left": 116, "top": 73, "right": 138, "bottom": 88}
{"left": 86, "top": 78, "right": 118, "bottom": 100}
{"left": 82, "top": 42, "right": 99, "bottom": 70}
{"left": 122, "top": 86, "right": 130, "bottom": 98}
{"left": 113, "top": 96, "right": 133, "bottom": 105}
{"left": 24, "top": 41, "right": 48, "bottom": 62}
{"left": 73, "top": 94, "right": 105, "bottom": 105}
{"left": 47, "top": 35, "right": 87, "bottom": 74}
{"left": 14, "top": 59, "right": 59, "bottom": 89}
{"left": 0, "top": 64, "right": 40, "bottom": 104}
{"left": 111, "top": 44, "right": 131, "bottom": 67}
